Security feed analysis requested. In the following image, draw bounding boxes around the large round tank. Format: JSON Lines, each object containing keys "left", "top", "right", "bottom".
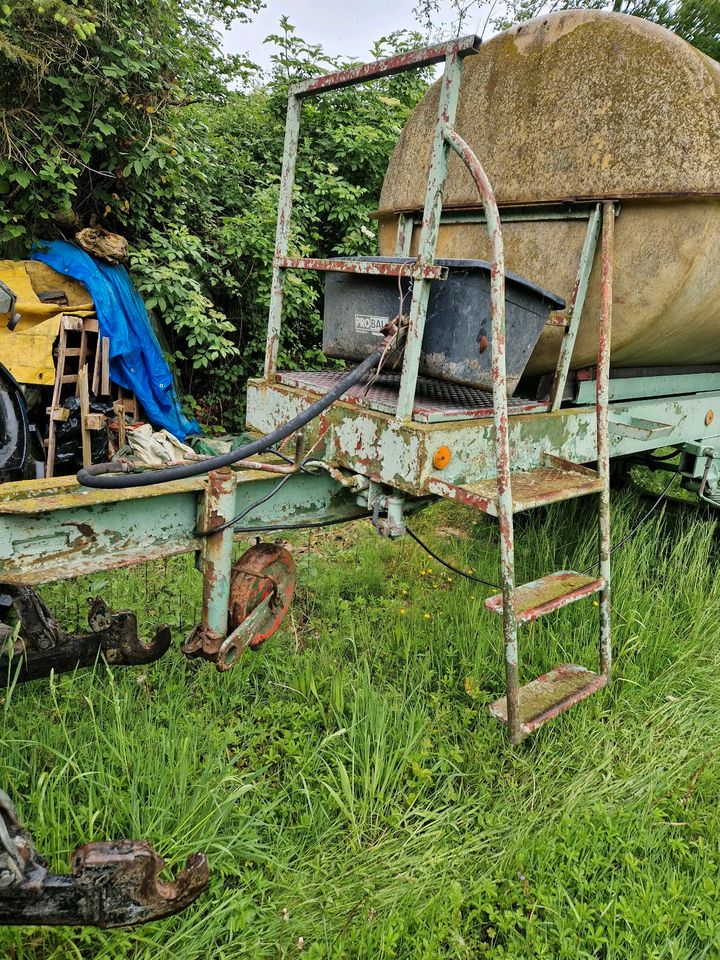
{"left": 377, "top": 11, "right": 720, "bottom": 375}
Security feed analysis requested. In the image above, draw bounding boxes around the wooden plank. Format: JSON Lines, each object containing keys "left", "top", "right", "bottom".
{"left": 92, "top": 334, "right": 101, "bottom": 395}
{"left": 78, "top": 364, "right": 91, "bottom": 468}
{"left": 84, "top": 413, "right": 106, "bottom": 431}
{"left": 49, "top": 408, "right": 70, "bottom": 423}
{"left": 46, "top": 321, "right": 69, "bottom": 479}
{"left": 78, "top": 329, "right": 88, "bottom": 371}
{"left": 101, "top": 337, "right": 110, "bottom": 395}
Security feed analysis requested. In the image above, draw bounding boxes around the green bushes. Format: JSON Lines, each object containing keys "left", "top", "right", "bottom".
{"left": 0, "top": 3, "right": 428, "bottom": 426}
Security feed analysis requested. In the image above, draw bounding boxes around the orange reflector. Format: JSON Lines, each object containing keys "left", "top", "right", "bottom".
{"left": 432, "top": 446, "right": 452, "bottom": 470}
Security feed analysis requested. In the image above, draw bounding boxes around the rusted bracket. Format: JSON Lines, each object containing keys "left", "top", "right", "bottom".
{"left": 0, "top": 791, "right": 208, "bottom": 928}
{"left": 182, "top": 542, "right": 296, "bottom": 671}
{"left": 0, "top": 590, "right": 171, "bottom": 683}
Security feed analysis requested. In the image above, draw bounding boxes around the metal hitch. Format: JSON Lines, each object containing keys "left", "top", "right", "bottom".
{"left": 0, "top": 589, "right": 171, "bottom": 683}
{"left": 0, "top": 791, "right": 209, "bottom": 928}
{"left": 183, "top": 542, "right": 296, "bottom": 671}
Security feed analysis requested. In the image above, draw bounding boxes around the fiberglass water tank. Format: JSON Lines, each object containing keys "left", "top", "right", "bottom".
{"left": 376, "top": 10, "right": 720, "bottom": 376}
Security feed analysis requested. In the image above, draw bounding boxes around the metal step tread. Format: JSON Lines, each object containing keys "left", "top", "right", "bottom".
{"left": 485, "top": 571, "right": 604, "bottom": 623}
{"left": 489, "top": 663, "right": 607, "bottom": 737}
{"left": 461, "top": 457, "right": 603, "bottom": 515}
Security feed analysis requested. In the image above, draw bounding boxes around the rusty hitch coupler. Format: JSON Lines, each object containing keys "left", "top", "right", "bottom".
{"left": 182, "top": 542, "right": 297, "bottom": 671}
{"left": 0, "top": 589, "right": 171, "bottom": 683}
{"left": 0, "top": 792, "right": 208, "bottom": 927}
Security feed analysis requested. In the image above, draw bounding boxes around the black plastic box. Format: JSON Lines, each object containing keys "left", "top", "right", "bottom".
{"left": 322, "top": 258, "right": 565, "bottom": 395}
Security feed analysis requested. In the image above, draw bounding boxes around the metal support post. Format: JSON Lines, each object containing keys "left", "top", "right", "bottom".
{"left": 549, "top": 203, "right": 602, "bottom": 411}
{"left": 395, "top": 51, "right": 465, "bottom": 421}
{"left": 598, "top": 203, "right": 615, "bottom": 677}
{"left": 395, "top": 212, "right": 414, "bottom": 256}
{"left": 264, "top": 94, "right": 302, "bottom": 382}
{"left": 196, "top": 468, "right": 238, "bottom": 642}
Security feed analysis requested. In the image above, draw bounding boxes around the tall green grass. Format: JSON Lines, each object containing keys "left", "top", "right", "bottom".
{"left": 1, "top": 487, "right": 719, "bottom": 958}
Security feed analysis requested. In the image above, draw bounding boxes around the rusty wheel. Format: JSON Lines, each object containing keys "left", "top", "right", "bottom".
{"left": 224, "top": 542, "right": 296, "bottom": 663}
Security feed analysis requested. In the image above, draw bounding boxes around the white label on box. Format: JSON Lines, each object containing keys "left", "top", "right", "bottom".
{"left": 354, "top": 314, "right": 388, "bottom": 337}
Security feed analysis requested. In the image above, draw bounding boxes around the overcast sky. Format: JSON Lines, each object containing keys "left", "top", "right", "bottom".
{"left": 222, "top": 1, "right": 494, "bottom": 72}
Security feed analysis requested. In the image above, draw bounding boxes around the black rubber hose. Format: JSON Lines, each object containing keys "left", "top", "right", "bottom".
{"left": 76, "top": 345, "right": 386, "bottom": 489}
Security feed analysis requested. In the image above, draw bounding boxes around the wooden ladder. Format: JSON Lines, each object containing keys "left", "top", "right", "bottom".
{"left": 45, "top": 315, "right": 111, "bottom": 478}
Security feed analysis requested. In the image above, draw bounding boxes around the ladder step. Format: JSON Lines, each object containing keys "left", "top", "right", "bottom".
{"left": 489, "top": 663, "right": 607, "bottom": 737}
{"left": 485, "top": 571, "right": 604, "bottom": 623}
{"left": 428, "top": 456, "right": 603, "bottom": 516}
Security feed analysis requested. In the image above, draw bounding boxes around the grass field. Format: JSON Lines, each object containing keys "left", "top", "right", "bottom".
{"left": 2, "top": 483, "right": 720, "bottom": 958}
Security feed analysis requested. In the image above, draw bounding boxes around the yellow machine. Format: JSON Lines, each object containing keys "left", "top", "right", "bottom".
{"left": 0, "top": 260, "right": 94, "bottom": 385}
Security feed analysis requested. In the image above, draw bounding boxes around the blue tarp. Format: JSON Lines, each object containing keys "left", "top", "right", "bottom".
{"left": 31, "top": 241, "right": 200, "bottom": 440}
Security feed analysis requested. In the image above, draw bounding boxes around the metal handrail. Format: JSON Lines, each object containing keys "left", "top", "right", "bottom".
{"left": 290, "top": 35, "right": 481, "bottom": 98}
{"left": 442, "top": 125, "right": 518, "bottom": 734}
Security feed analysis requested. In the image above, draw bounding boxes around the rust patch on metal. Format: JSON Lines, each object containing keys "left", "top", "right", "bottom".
{"left": 0, "top": 790, "right": 208, "bottom": 928}
{"left": 276, "top": 256, "right": 447, "bottom": 281}
{"left": 182, "top": 624, "right": 224, "bottom": 660}
{"left": 485, "top": 571, "right": 604, "bottom": 623}
{"left": 227, "top": 543, "right": 296, "bottom": 654}
{"left": 488, "top": 663, "right": 607, "bottom": 736}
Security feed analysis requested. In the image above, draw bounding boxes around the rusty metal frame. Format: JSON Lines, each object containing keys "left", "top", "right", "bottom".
{"left": 0, "top": 468, "right": 365, "bottom": 588}
{"left": 275, "top": 257, "right": 448, "bottom": 281}
{"left": 263, "top": 35, "right": 480, "bottom": 384}
{"left": 288, "top": 36, "right": 481, "bottom": 97}
{"left": 598, "top": 202, "right": 615, "bottom": 678}
{"left": 549, "top": 204, "right": 602, "bottom": 411}
{"left": 246, "top": 378, "right": 720, "bottom": 498}
{"left": 440, "top": 126, "right": 520, "bottom": 739}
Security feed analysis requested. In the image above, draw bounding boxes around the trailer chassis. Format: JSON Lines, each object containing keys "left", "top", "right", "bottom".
{"left": 2, "top": 33, "right": 720, "bottom": 928}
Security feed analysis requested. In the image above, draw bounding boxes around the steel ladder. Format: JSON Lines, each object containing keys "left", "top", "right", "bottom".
{"left": 264, "top": 34, "right": 615, "bottom": 744}
{"left": 385, "top": 50, "right": 616, "bottom": 745}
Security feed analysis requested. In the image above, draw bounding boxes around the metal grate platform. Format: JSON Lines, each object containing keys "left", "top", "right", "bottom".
{"left": 275, "top": 370, "right": 549, "bottom": 423}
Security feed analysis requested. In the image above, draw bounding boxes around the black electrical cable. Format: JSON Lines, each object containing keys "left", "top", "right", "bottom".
{"left": 199, "top": 471, "right": 295, "bottom": 536}
{"left": 404, "top": 526, "right": 500, "bottom": 589}
{"left": 581, "top": 472, "right": 677, "bottom": 574}
{"left": 233, "top": 512, "right": 370, "bottom": 535}
{"left": 76, "top": 345, "right": 387, "bottom": 489}
{"left": 643, "top": 447, "right": 682, "bottom": 463}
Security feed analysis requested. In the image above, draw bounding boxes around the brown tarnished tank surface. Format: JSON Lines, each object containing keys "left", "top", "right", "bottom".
{"left": 377, "top": 11, "right": 720, "bottom": 374}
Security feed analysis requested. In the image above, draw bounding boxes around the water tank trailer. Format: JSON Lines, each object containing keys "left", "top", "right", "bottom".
{"left": 1, "top": 12, "right": 719, "bottom": 925}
